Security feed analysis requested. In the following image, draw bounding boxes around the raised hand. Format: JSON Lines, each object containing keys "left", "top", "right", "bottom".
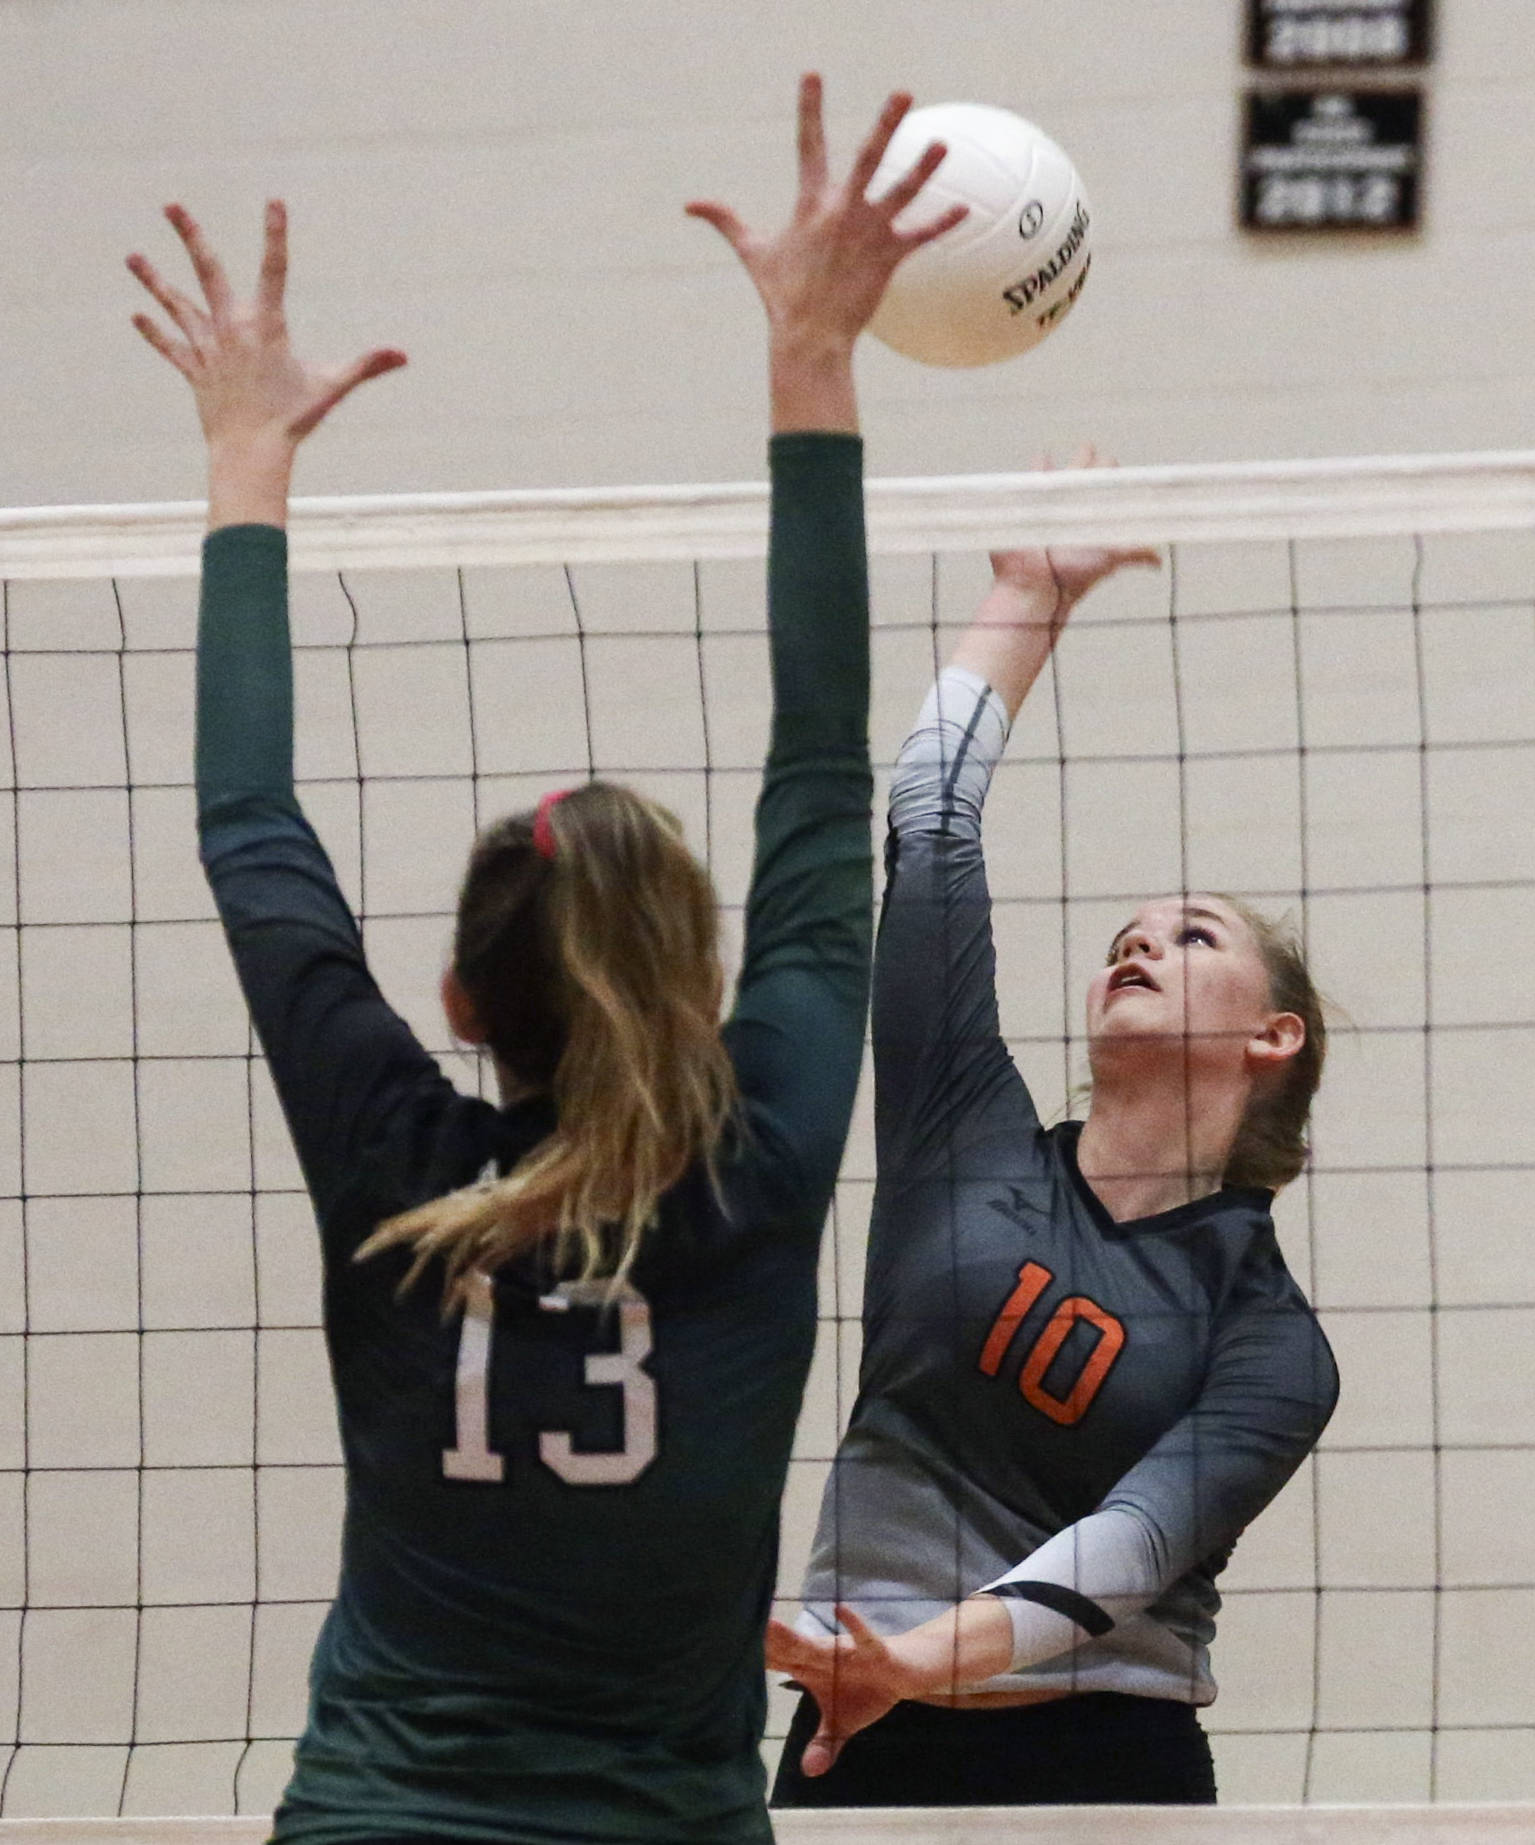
{"left": 688, "top": 75, "right": 965, "bottom": 347}
{"left": 952, "top": 445, "right": 1162, "bottom": 715}
{"left": 687, "top": 74, "right": 966, "bottom": 431}
{"left": 128, "top": 201, "right": 406, "bottom": 525}
{"left": 990, "top": 444, "right": 1161, "bottom": 612}
{"left": 766, "top": 1605, "right": 918, "bottom": 1776}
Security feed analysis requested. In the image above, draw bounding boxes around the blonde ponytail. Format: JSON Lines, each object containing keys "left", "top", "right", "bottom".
{"left": 359, "top": 783, "right": 737, "bottom": 1307}
{"left": 1217, "top": 897, "right": 1327, "bottom": 1194}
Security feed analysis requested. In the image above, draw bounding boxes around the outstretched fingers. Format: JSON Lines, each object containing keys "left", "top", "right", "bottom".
{"left": 289, "top": 346, "right": 408, "bottom": 439}
{"left": 862, "top": 115, "right": 967, "bottom": 257}
{"left": 1068, "top": 448, "right": 1163, "bottom": 569}
{"left": 795, "top": 72, "right": 829, "bottom": 202}
{"left": 897, "top": 198, "right": 968, "bottom": 254}
{"left": 683, "top": 198, "right": 754, "bottom": 260}
{"left": 129, "top": 311, "right": 195, "bottom": 379}
{"left": 125, "top": 252, "right": 208, "bottom": 350}
{"left": 775, "top": 1606, "right": 896, "bottom": 1779}
{"left": 833, "top": 1602, "right": 883, "bottom": 1649}
{"left": 764, "top": 1616, "right": 816, "bottom": 1675}
{"left": 256, "top": 198, "right": 288, "bottom": 320}
{"left": 874, "top": 137, "right": 948, "bottom": 219}
{"left": 164, "top": 204, "right": 234, "bottom": 326}
{"left": 845, "top": 90, "right": 913, "bottom": 202}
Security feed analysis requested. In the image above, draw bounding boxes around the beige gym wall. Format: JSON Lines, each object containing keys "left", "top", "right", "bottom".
{"left": 1, "top": 0, "right": 1532, "bottom": 509}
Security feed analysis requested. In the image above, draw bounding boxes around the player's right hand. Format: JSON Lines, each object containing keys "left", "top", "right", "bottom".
{"left": 128, "top": 200, "right": 406, "bottom": 454}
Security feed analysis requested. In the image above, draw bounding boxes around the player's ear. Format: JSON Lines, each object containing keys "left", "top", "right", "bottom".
{"left": 1250, "top": 1009, "right": 1305, "bottom": 1074}
{"left": 441, "top": 967, "right": 488, "bottom": 1046}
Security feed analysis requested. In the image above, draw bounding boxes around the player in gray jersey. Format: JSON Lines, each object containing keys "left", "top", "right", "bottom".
{"left": 770, "top": 460, "right": 1340, "bottom": 1807}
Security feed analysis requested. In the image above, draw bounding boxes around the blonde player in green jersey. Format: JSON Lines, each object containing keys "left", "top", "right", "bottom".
{"left": 127, "top": 76, "right": 962, "bottom": 1845}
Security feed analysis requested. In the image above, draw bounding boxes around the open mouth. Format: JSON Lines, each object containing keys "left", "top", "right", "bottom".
{"left": 1107, "top": 962, "right": 1160, "bottom": 996}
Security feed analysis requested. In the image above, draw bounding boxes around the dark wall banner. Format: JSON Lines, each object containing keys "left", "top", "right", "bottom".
{"left": 1248, "top": 0, "right": 1433, "bottom": 70}
{"left": 1242, "top": 89, "right": 1422, "bottom": 230}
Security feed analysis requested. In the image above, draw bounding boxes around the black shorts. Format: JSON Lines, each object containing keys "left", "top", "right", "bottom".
{"left": 770, "top": 1689, "right": 1218, "bottom": 1807}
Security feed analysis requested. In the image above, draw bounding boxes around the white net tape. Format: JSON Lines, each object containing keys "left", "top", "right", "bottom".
{"left": 6, "top": 452, "right": 1535, "bottom": 579}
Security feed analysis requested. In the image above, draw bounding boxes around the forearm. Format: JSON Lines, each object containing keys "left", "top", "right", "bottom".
{"left": 739, "top": 431, "right": 871, "bottom": 994}
{"left": 891, "top": 1498, "right": 1164, "bottom": 1692}
{"left": 764, "top": 430, "right": 869, "bottom": 761}
{"left": 207, "top": 434, "right": 297, "bottom": 532}
{"left": 885, "top": 1595, "right": 1016, "bottom": 1696}
{"left": 888, "top": 666, "right": 1009, "bottom": 837}
{"left": 979, "top": 1501, "right": 1170, "bottom": 1675}
{"left": 770, "top": 328, "right": 858, "bottom": 435}
{"left": 196, "top": 524, "right": 296, "bottom": 820}
{"left": 949, "top": 577, "right": 1067, "bottom": 722}
{"left": 731, "top": 429, "right": 871, "bottom": 1202}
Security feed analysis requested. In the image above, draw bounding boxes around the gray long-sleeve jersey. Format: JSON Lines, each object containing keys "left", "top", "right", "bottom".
{"left": 799, "top": 667, "right": 1339, "bottom": 1703}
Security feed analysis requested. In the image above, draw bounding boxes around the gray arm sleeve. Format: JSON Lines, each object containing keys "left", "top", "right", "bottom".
{"left": 887, "top": 666, "right": 1010, "bottom": 837}
{"left": 874, "top": 667, "right": 1038, "bottom": 1177}
{"left": 981, "top": 1277, "right": 1339, "bottom": 1673}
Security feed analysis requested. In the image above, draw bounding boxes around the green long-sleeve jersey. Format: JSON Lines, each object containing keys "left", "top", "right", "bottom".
{"left": 195, "top": 434, "right": 873, "bottom": 1845}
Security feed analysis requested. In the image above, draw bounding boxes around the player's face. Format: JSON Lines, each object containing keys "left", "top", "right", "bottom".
{"left": 1085, "top": 896, "right": 1276, "bottom": 1078}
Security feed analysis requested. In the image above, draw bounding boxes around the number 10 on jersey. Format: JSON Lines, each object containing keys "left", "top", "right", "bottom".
{"left": 978, "top": 1260, "right": 1126, "bottom": 1426}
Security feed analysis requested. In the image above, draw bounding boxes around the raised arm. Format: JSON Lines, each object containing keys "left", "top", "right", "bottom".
{"left": 871, "top": 664, "right": 1019, "bottom": 1173}
{"left": 127, "top": 204, "right": 434, "bottom": 1243}
{"left": 872, "top": 458, "right": 1160, "bottom": 1174}
{"left": 689, "top": 76, "right": 966, "bottom": 1212}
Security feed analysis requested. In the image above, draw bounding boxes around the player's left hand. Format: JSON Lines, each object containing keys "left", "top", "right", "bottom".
{"left": 686, "top": 73, "right": 968, "bottom": 349}
{"left": 766, "top": 1604, "right": 918, "bottom": 1776}
{"left": 128, "top": 200, "right": 406, "bottom": 455}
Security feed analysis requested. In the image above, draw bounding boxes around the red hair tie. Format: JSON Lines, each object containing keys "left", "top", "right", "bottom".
{"left": 532, "top": 788, "right": 572, "bottom": 860}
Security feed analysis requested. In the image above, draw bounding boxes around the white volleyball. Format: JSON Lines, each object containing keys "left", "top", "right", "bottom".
{"left": 868, "top": 102, "right": 1093, "bottom": 368}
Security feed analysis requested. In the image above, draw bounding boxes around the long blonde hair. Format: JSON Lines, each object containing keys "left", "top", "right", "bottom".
{"left": 359, "top": 782, "right": 738, "bottom": 1306}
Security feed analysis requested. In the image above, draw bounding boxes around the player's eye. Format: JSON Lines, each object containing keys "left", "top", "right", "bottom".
{"left": 1178, "top": 925, "right": 1216, "bottom": 948}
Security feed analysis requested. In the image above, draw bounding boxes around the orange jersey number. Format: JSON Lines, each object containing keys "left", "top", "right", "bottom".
{"left": 978, "top": 1260, "right": 1126, "bottom": 1426}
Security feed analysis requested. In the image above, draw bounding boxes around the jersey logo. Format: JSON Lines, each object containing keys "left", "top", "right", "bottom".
{"left": 977, "top": 1260, "right": 1126, "bottom": 1426}
{"left": 988, "top": 1184, "right": 1045, "bottom": 1234}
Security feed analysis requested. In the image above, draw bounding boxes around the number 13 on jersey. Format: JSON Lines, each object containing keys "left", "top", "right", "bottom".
{"left": 443, "top": 1273, "right": 658, "bottom": 1486}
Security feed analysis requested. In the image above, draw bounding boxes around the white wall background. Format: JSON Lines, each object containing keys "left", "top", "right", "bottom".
{"left": 3, "top": 0, "right": 1535, "bottom": 510}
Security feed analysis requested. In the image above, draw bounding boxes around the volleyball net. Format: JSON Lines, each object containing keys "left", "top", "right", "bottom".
{"left": 0, "top": 453, "right": 1532, "bottom": 1826}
